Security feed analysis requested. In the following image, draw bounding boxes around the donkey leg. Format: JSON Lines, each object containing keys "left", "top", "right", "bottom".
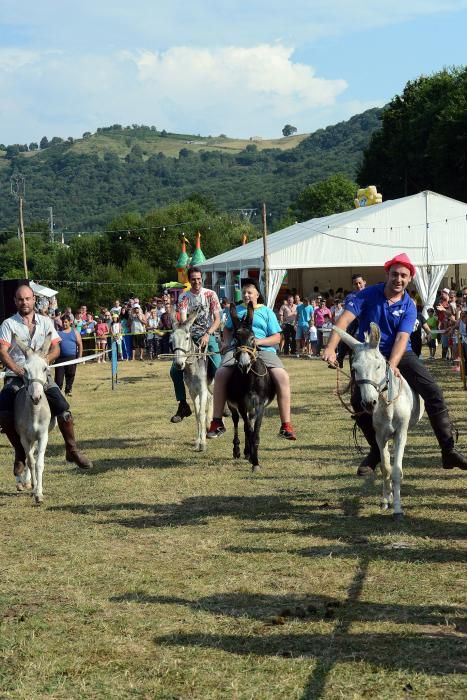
{"left": 239, "top": 409, "right": 251, "bottom": 460}
{"left": 192, "top": 392, "right": 202, "bottom": 451}
{"left": 377, "top": 438, "right": 392, "bottom": 511}
{"left": 231, "top": 408, "right": 240, "bottom": 459}
{"left": 391, "top": 429, "right": 407, "bottom": 518}
{"left": 34, "top": 435, "right": 48, "bottom": 504}
{"left": 197, "top": 390, "right": 208, "bottom": 452}
{"left": 26, "top": 448, "right": 38, "bottom": 502}
{"left": 250, "top": 407, "right": 265, "bottom": 473}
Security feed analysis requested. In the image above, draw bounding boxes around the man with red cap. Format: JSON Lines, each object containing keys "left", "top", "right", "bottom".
{"left": 324, "top": 253, "right": 467, "bottom": 474}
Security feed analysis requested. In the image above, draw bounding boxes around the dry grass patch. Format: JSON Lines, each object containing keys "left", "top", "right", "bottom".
{"left": 0, "top": 356, "right": 466, "bottom": 698}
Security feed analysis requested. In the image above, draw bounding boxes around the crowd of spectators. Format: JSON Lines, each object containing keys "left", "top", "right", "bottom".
{"left": 275, "top": 282, "right": 467, "bottom": 363}
{"left": 36, "top": 282, "right": 467, "bottom": 371}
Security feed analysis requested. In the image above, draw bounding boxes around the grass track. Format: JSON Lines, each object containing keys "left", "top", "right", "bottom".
{"left": 0, "top": 356, "right": 466, "bottom": 699}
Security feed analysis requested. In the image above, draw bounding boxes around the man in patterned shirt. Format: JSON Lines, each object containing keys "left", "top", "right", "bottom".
{"left": 169, "top": 267, "right": 221, "bottom": 423}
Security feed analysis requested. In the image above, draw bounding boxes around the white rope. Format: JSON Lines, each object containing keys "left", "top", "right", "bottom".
{"left": 0, "top": 350, "right": 109, "bottom": 380}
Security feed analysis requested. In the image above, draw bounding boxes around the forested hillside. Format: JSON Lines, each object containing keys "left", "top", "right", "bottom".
{"left": 0, "top": 108, "right": 382, "bottom": 233}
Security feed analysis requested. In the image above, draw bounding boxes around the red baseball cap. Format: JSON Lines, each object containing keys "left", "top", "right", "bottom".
{"left": 384, "top": 252, "right": 416, "bottom": 278}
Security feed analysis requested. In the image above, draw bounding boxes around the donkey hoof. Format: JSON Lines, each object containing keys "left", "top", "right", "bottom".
{"left": 233, "top": 450, "right": 241, "bottom": 459}
{"left": 251, "top": 465, "right": 260, "bottom": 473}
{"left": 380, "top": 502, "right": 389, "bottom": 511}
{"left": 16, "top": 482, "right": 25, "bottom": 492}
{"left": 24, "top": 481, "right": 32, "bottom": 491}
{"left": 393, "top": 511, "right": 404, "bottom": 522}
{"left": 34, "top": 496, "right": 43, "bottom": 505}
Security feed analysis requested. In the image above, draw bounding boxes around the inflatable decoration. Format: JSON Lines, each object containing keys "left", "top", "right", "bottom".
{"left": 176, "top": 235, "right": 190, "bottom": 288}
{"left": 190, "top": 231, "right": 206, "bottom": 266}
{"left": 354, "top": 185, "right": 382, "bottom": 208}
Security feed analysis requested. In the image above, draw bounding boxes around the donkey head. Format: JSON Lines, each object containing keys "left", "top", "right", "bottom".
{"left": 14, "top": 332, "right": 52, "bottom": 405}
{"left": 171, "top": 309, "right": 198, "bottom": 370}
{"left": 333, "top": 322, "right": 386, "bottom": 414}
{"left": 230, "top": 302, "right": 256, "bottom": 373}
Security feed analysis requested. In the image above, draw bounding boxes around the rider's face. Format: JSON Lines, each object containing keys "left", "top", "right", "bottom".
{"left": 386, "top": 265, "right": 411, "bottom": 296}
{"left": 15, "top": 287, "right": 35, "bottom": 316}
{"left": 242, "top": 285, "right": 259, "bottom": 305}
{"left": 189, "top": 274, "right": 203, "bottom": 292}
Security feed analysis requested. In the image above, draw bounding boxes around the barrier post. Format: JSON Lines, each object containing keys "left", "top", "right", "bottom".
{"left": 111, "top": 338, "right": 118, "bottom": 390}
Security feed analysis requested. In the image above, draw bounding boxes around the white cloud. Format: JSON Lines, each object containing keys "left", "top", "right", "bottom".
{"left": 0, "top": 44, "right": 349, "bottom": 142}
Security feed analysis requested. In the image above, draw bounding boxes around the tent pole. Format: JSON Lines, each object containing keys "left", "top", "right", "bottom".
{"left": 262, "top": 202, "right": 269, "bottom": 302}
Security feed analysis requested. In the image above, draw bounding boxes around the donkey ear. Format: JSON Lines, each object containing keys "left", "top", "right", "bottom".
{"left": 40, "top": 332, "right": 53, "bottom": 358}
{"left": 332, "top": 325, "right": 362, "bottom": 351}
{"left": 13, "top": 333, "right": 31, "bottom": 357}
{"left": 229, "top": 303, "right": 239, "bottom": 329}
{"left": 368, "top": 322, "right": 381, "bottom": 349}
{"left": 246, "top": 301, "right": 254, "bottom": 327}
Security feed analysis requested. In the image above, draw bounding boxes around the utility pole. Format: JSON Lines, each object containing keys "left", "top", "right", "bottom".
{"left": 48, "top": 206, "right": 54, "bottom": 243}
{"left": 10, "top": 174, "right": 28, "bottom": 278}
{"left": 262, "top": 202, "right": 269, "bottom": 303}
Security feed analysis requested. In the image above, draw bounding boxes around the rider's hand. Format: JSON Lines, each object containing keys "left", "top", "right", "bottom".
{"left": 388, "top": 362, "right": 401, "bottom": 378}
{"left": 322, "top": 348, "right": 337, "bottom": 366}
{"left": 199, "top": 333, "right": 209, "bottom": 348}
{"left": 14, "top": 366, "right": 25, "bottom": 377}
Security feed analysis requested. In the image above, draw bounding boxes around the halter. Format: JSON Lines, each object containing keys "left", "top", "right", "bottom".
{"left": 335, "top": 363, "right": 401, "bottom": 415}
{"left": 233, "top": 341, "right": 268, "bottom": 377}
{"left": 172, "top": 336, "right": 207, "bottom": 365}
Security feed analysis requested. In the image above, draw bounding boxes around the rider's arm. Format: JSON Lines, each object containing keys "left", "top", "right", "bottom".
{"left": 0, "top": 344, "right": 24, "bottom": 376}
{"left": 256, "top": 332, "right": 281, "bottom": 348}
{"left": 322, "top": 310, "right": 356, "bottom": 364}
{"left": 388, "top": 332, "right": 410, "bottom": 373}
{"left": 47, "top": 343, "right": 61, "bottom": 365}
{"left": 208, "top": 309, "right": 221, "bottom": 335}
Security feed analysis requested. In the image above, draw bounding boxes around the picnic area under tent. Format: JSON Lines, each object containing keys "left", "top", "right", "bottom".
{"left": 198, "top": 191, "right": 467, "bottom": 313}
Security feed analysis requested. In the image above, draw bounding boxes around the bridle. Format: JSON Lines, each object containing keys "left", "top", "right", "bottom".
{"left": 233, "top": 339, "right": 268, "bottom": 377}
{"left": 336, "top": 362, "right": 401, "bottom": 415}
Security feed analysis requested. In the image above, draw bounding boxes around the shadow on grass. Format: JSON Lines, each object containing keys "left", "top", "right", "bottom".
{"left": 142, "top": 554, "right": 465, "bottom": 695}
{"left": 48, "top": 492, "right": 466, "bottom": 541}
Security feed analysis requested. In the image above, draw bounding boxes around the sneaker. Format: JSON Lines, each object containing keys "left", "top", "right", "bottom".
{"left": 206, "top": 419, "right": 226, "bottom": 438}
{"left": 279, "top": 423, "right": 296, "bottom": 440}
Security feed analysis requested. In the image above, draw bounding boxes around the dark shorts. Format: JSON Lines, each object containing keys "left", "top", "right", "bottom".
{"left": 221, "top": 349, "right": 284, "bottom": 369}
{"left": 0, "top": 377, "right": 70, "bottom": 417}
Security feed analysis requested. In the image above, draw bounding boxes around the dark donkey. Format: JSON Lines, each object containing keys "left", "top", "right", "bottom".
{"left": 226, "top": 302, "right": 276, "bottom": 472}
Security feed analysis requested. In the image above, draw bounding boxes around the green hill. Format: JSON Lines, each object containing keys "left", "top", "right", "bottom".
{"left": 0, "top": 109, "right": 382, "bottom": 233}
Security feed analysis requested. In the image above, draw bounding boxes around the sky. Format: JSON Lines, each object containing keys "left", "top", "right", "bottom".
{"left": 1, "top": 0, "right": 466, "bottom": 144}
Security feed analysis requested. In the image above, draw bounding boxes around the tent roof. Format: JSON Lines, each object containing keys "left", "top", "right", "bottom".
{"left": 198, "top": 191, "right": 467, "bottom": 272}
{"left": 30, "top": 281, "right": 58, "bottom": 298}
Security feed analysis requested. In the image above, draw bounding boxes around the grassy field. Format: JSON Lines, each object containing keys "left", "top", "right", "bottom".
{"left": 0, "top": 356, "right": 466, "bottom": 699}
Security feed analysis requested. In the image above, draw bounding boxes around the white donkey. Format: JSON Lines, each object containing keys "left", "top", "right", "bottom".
{"left": 334, "top": 323, "right": 424, "bottom": 518}
{"left": 13, "top": 332, "right": 55, "bottom": 504}
{"left": 171, "top": 311, "right": 214, "bottom": 452}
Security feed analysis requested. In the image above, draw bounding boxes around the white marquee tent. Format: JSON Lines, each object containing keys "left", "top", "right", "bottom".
{"left": 198, "top": 191, "right": 467, "bottom": 313}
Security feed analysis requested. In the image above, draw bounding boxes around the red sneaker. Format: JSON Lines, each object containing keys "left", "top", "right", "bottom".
{"left": 279, "top": 423, "right": 296, "bottom": 440}
{"left": 207, "top": 419, "right": 226, "bottom": 438}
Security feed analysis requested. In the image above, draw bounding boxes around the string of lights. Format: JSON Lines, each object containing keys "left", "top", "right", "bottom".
{"left": 2, "top": 211, "right": 465, "bottom": 240}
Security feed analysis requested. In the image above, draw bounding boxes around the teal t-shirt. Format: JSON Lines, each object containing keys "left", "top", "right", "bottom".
{"left": 296, "top": 303, "right": 313, "bottom": 326}
{"left": 226, "top": 304, "right": 281, "bottom": 353}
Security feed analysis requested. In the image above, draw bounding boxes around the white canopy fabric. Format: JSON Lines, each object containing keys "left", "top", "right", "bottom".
{"left": 199, "top": 191, "right": 467, "bottom": 308}
{"left": 30, "top": 281, "right": 58, "bottom": 298}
